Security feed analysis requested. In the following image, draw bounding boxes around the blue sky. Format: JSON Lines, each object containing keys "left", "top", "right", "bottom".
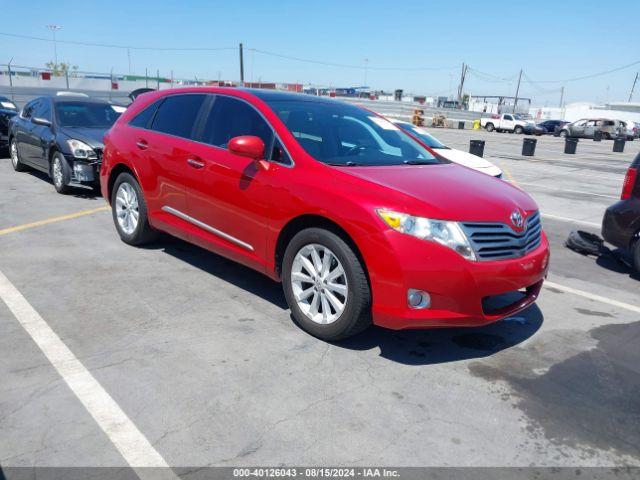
{"left": 2, "top": 0, "right": 639, "bottom": 104}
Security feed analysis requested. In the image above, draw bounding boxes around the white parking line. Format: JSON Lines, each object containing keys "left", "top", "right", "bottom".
{"left": 544, "top": 280, "right": 640, "bottom": 314}
{"left": 0, "top": 269, "right": 178, "bottom": 480}
{"left": 541, "top": 213, "right": 601, "bottom": 229}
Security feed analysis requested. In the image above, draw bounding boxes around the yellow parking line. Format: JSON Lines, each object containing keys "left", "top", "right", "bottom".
{"left": 501, "top": 163, "right": 519, "bottom": 186}
{"left": 0, "top": 206, "right": 110, "bottom": 236}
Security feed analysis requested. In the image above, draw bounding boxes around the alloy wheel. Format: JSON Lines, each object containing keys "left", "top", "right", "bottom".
{"left": 115, "top": 182, "right": 140, "bottom": 235}
{"left": 10, "top": 141, "right": 18, "bottom": 168}
{"left": 52, "top": 157, "right": 64, "bottom": 187}
{"left": 290, "top": 243, "right": 348, "bottom": 325}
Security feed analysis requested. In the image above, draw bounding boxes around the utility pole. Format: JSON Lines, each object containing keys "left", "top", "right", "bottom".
{"left": 629, "top": 72, "right": 638, "bottom": 102}
{"left": 364, "top": 58, "right": 369, "bottom": 87}
{"left": 457, "top": 63, "right": 468, "bottom": 106}
{"left": 457, "top": 62, "right": 465, "bottom": 103}
{"left": 127, "top": 48, "right": 131, "bottom": 75}
{"left": 46, "top": 25, "right": 62, "bottom": 65}
{"left": 559, "top": 85, "right": 565, "bottom": 108}
{"left": 8, "top": 57, "right": 14, "bottom": 102}
{"left": 239, "top": 43, "right": 245, "bottom": 86}
{"left": 512, "top": 68, "right": 523, "bottom": 113}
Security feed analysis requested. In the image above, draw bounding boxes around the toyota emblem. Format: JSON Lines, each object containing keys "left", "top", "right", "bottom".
{"left": 510, "top": 210, "right": 524, "bottom": 229}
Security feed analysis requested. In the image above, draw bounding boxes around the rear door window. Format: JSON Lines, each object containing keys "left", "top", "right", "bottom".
{"left": 200, "top": 95, "right": 273, "bottom": 149}
{"left": 150, "top": 94, "right": 207, "bottom": 140}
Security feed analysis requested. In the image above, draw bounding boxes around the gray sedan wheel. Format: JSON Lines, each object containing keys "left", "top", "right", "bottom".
{"left": 10, "top": 139, "right": 27, "bottom": 172}
{"left": 51, "top": 152, "right": 71, "bottom": 194}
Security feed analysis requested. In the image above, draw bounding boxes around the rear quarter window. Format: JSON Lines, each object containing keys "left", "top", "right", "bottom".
{"left": 129, "top": 99, "right": 161, "bottom": 129}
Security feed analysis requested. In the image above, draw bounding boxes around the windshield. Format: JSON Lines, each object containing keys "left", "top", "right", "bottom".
{"left": 265, "top": 100, "right": 440, "bottom": 166}
{"left": 55, "top": 102, "right": 122, "bottom": 128}
{"left": 395, "top": 122, "right": 447, "bottom": 149}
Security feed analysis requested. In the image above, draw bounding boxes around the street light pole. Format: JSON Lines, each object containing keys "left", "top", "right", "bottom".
{"left": 46, "top": 24, "right": 62, "bottom": 65}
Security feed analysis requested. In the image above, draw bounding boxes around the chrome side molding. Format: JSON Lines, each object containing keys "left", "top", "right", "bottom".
{"left": 161, "top": 206, "right": 254, "bottom": 252}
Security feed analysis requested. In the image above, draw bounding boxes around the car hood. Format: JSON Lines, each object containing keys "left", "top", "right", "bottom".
{"left": 334, "top": 163, "right": 537, "bottom": 223}
{"left": 59, "top": 127, "right": 108, "bottom": 149}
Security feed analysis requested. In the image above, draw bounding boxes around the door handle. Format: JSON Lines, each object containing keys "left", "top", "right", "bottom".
{"left": 136, "top": 140, "right": 149, "bottom": 150}
{"left": 187, "top": 157, "right": 205, "bottom": 169}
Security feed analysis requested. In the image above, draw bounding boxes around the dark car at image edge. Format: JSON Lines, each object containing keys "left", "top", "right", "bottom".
{"left": 0, "top": 96, "right": 19, "bottom": 149}
{"left": 602, "top": 153, "right": 640, "bottom": 271}
{"left": 8, "top": 94, "right": 124, "bottom": 193}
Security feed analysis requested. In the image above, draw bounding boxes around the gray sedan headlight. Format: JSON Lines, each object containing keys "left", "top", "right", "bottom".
{"left": 67, "top": 139, "right": 97, "bottom": 160}
{"left": 377, "top": 209, "right": 476, "bottom": 260}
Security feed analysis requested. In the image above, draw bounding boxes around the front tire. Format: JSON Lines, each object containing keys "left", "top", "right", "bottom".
{"left": 560, "top": 130, "right": 569, "bottom": 138}
{"left": 282, "top": 228, "right": 371, "bottom": 341}
{"left": 633, "top": 239, "right": 640, "bottom": 273}
{"left": 111, "top": 172, "right": 157, "bottom": 245}
{"left": 51, "top": 152, "right": 71, "bottom": 194}
{"left": 10, "top": 139, "right": 28, "bottom": 172}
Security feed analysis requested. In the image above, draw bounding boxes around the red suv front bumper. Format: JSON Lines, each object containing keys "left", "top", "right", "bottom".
{"left": 362, "top": 230, "right": 550, "bottom": 330}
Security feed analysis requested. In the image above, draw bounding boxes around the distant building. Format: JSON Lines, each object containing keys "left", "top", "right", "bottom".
{"left": 530, "top": 101, "right": 640, "bottom": 123}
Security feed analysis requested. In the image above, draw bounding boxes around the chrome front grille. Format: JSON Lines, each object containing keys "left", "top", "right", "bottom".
{"left": 462, "top": 211, "right": 542, "bottom": 261}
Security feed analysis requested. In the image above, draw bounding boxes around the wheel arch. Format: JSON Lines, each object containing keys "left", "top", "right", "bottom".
{"left": 106, "top": 163, "right": 136, "bottom": 204}
{"left": 274, "top": 214, "right": 370, "bottom": 285}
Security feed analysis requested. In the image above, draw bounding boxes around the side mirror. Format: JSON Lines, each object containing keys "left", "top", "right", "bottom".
{"left": 31, "top": 117, "right": 52, "bottom": 127}
{"left": 228, "top": 135, "right": 265, "bottom": 160}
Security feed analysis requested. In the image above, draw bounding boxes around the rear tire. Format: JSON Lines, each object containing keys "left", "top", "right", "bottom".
{"left": 10, "top": 139, "right": 28, "bottom": 172}
{"left": 559, "top": 130, "right": 569, "bottom": 138}
{"left": 633, "top": 239, "right": 640, "bottom": 273}
{"left": 485, "top": 123, "right": 494, "bottom": 132}
{"left": 51, "top": 152, "right": 71, "bottom": 194}
{"left": 111, "top": 172, "right": 158, "bottom": 246}
{"left": 282, "top": 228, "right": 371, "bottom": 341}
{"left": 515, "top": 125, "right": 524, "bottom": 134}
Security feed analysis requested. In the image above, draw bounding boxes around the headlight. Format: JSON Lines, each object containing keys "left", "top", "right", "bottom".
{"left": 67, "top": 139, "right": 97, "bottom": 160}
{"left": 377, "top": 209, "right": 476, "bottom": 261}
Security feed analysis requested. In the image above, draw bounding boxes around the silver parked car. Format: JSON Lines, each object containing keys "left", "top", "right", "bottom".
{"left": 559, "top": 118, "right": 627, "bottom": 139}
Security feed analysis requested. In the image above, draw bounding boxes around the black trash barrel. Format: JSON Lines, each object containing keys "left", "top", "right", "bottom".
{"left": 613, "top": 138, "right": 625, "bottom": 152}
{"left": 522, "top": 138, "right": 537, "bottom": 156}
{"left": 458, "top": 121, "right": 465, "bottom": 130}
{"left": 564, "top": 138, "right": 578, "bottom": 154}
{"left": 469, "top": 140, "right": 485, "bottom": 157}
{"left": 593, "top": 130, "right": 603, "bottom": 141}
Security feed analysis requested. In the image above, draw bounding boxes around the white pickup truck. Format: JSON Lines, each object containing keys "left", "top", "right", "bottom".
{"left": 481, "top": 114, "right": 532, "bottom": 134}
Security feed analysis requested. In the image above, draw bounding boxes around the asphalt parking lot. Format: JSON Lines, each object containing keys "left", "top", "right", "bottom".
{"left": 0, "top": 129, "right": 639, "bottom": 470}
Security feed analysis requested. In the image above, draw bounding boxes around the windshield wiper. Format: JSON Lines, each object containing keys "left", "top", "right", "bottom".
{"left": 327, "top": 161, "right": 361, "bottom": 166}
{"left": 403, "top": 159, "right": 434, "bottom": 165}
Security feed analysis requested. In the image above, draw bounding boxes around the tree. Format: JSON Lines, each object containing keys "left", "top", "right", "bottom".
{"left": 45, "top": 61, "right": 79, "bottom": 77}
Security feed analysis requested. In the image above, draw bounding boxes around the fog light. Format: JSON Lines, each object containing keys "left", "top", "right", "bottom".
{"left": 408, "top": 289, "right": 431, "bottom": 309}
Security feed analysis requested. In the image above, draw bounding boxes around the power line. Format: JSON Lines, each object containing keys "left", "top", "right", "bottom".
{"left": 0, "top": 31, "right": 236, "bottom": 51}
{"left": 248, "top": 48, "right": 458, "bottom": 71}
{"left": 466, "top": 67, "right": 517, "bottom": 83}
{"left": 517, "top": 60, "right": 640, "bottom": 83}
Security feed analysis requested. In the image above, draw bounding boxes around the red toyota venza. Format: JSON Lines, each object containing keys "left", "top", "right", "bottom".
{"left": 100, "top": 88, "right": 549, "bottom": 341}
